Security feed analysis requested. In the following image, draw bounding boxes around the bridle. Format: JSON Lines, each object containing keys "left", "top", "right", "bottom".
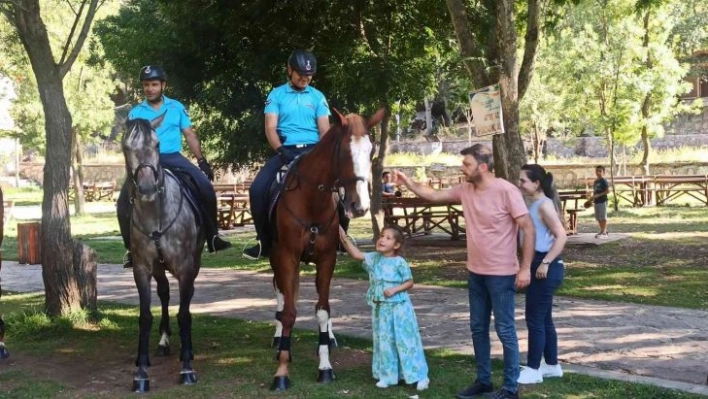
{"left": 281, "top": 127, "right": 369, "bottom": 251}
{"left": 127, "top": 147, "right": 184, "bottom": 263}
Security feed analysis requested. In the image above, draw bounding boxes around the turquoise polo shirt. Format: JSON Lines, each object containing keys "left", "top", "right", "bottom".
{"left": 128, "top": 95, "right": 192, "bottom": 154}
{"left": 264, "top": 83, "right": 330, "bottom": 145}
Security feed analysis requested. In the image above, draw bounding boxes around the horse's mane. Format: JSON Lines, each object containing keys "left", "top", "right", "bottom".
{"left": 124, "top": 119, "right": 155, "bottom": 147}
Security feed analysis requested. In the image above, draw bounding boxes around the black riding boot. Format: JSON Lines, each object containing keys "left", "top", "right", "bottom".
{"left": 204, "top": 200, "right": 232, "bottom": 253}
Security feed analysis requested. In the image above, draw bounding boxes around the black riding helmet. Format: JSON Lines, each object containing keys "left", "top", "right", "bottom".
{"left": 139, "top": 65, "right": 166, "bottom": 81}
{"left": 287, "top": 50, "right": 317, "bottom": 76}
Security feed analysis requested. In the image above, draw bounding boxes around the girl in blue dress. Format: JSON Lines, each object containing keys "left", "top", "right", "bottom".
{"left": 339, "top": 225, "right": 429, "bottom": 391}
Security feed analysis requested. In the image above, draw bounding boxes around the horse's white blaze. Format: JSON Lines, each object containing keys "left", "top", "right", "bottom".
{"left": 274, "top": 289, "right": 284, "bottom": 338}
{"left": 350, "top": 135, "right": 373, "bottom": 212}
{"left": 316, "top": 309, "right": 333, "bottom": 370}
{"left": 159, "top": 332, "right": 169, "bottom": 347}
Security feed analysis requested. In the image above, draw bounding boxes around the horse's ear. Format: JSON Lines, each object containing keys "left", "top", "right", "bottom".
{"left": 367, "top": 108, "right": 386, "bottom": 128}
{"left": 151, "top": 112, "right": 167, "bottom": 129}
{"left": 332, "top": 108, "right": 346, "bottom": 125}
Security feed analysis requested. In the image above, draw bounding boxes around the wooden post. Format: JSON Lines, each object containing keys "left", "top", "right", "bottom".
{"left": 17, "top": 222, "right": 42, "bottom": 265}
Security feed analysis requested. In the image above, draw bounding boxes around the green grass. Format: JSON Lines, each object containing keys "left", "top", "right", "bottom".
{"left": 0, "top": 292, "right": 701, "bottom": 399}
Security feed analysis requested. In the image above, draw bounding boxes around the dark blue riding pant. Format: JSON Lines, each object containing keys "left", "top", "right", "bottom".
{"left": 117, "top": 152, "right": 217, "bottom": 249}
{"left": 249, "top": 146, "right": 350, "bottom": 250}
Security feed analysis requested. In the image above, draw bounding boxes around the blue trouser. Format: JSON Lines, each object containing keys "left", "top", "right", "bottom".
{"left": 468, "top": 271, "right": 519, "bottom": 393}
{"left": 525, "top": 252, "right": 564, "bottom": 369}
{"left": 249, "top": 147, "right": 350, "bottom": 250}
{"left": 117, "top": 152, "right": 217, "bottom": 249}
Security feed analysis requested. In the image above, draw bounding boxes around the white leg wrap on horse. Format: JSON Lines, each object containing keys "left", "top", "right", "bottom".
{"left": 158, "top": 332, "right": 169, "bottom": 347}
{"left": 327, "top": 319, "right": 335, "bottom": 339}
{"left": 274, "top": 290, "right": 285, "bottom": 338}
{"left": 316, "top": 309, "right": 329, "bottom": 333}
{"left": 318, "top": 345, "right": 333, "bottom": 370}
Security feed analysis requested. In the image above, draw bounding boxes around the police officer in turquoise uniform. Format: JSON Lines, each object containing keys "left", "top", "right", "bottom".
{"left": 117, "top": 66, "right": 232, "bottom": 267}
{"left": 243, "top": 50, "right": 349, "bottom": 259}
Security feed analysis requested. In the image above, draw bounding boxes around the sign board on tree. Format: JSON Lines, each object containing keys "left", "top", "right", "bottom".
{"left": 469, "top": 83, "right": 504, "bottom": 136}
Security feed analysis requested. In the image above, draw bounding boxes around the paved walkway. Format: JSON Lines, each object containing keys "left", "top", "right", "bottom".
{"left": 2, "top": 261, "right": 707, "bottom": 396}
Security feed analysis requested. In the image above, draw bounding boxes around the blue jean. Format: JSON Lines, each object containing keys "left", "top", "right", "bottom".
{"left": 525, "top": 252, "right": 564, "bottom": 369}
{"left": 468, "top": 272, "right": 519, "bottom": 393}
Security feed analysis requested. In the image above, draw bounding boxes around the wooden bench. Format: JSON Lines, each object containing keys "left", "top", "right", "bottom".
{"left": 584, "top": 176, "right": 652, "bottom": 207}
{"left": 83, "top": 181, "right": 116, "bottom": 202}
{"left": 213, "top": 183, "right": 252, "bottom": 229}
{"left": 382, "top": 197, "right": 465, "bottom": 240}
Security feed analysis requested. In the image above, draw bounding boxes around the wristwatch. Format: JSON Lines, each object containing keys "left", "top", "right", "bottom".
{"left": 541, "top": 259, "right": 551, "bottom": 265}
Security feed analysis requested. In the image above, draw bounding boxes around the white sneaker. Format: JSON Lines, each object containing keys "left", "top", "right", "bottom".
{"left": 540, "top": 361, "right": 563, "bottom": 378}
{"left": 376, "top": 381, "right": 390, "bottom": 388}
{"left": 517, "top": 366, "right": 543, "bottom": 384}
{"left": 416, "top": 378, "right": 430, "bottom": 391}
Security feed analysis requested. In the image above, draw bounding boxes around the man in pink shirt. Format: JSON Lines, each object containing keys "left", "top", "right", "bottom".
{"left": 394, "top": 144, "right": 534, "bottom": 399}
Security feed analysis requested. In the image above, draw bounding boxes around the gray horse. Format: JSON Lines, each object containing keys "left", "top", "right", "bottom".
{"left": 122, "top": 115, "right": 204, "bottom": 392}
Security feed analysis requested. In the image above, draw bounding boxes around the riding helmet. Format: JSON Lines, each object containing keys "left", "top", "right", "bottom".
{"left": 287, "top": 50, "right": 317, "bottom": 76}
{"left": 139, "top": 65, "right": 166, "bottom": 82}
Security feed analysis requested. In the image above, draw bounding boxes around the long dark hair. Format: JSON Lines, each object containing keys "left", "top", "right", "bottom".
{"left": 521, "top": 164, "right": 563, "bottom": 222}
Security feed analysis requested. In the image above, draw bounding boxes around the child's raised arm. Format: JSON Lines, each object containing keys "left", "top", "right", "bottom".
{"left": 338, "top": 226, "right": 364, "bottom": 261}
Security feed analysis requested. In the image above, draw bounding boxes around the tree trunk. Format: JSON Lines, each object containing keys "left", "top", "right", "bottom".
{"left": 72, "top": 128, "right": 86, "bottom": 216}
{"left": 370, "top": 113, "right": 391, "bottom": 241}
{"left": 639, "top": 10, "right": 652, "bottom": 176}
{"left": 10, "top": 0, "right": 82, "bottom": 315}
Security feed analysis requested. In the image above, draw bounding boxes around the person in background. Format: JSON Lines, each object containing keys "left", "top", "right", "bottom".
{"left": 590, "top": 165, "right": 610, "bottom": 238}
{"left": 516, "top": 164, "right": 567, "bottom": 385}
{"left": 382, "top": 171, "right": 397, "bottom": 197}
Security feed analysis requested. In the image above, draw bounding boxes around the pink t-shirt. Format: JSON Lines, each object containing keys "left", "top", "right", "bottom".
{"left": 448, "top": 178, "right": 528, "bottom": 276}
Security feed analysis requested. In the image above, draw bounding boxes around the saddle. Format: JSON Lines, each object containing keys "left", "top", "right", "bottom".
{"left": 164, "top": 167, "right": 204, "bottom": 229}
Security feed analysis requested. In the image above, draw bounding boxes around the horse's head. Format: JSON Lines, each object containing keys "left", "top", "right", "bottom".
{"left": 122, "top": 114, "right": 165, "bottom": 203}
{"left": 331, "top": 108, "right": 385, "bottom": 218}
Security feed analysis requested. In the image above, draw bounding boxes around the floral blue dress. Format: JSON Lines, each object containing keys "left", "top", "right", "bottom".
{"left": 363, "top": 252, "right": 429, "bottom": 385}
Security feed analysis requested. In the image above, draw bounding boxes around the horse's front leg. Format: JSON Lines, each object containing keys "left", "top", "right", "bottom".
{"left": 315, "top": 255, "right": 337, "bottom": 384}
{"left": 271, "top": 277, "right": 284, "bottom": 348}
{"left": 271, "top": 250, "right": 298, "bottom": 391}
{"left": 132, "top": 271, "right": 153, "bottom": 393}
{"left": 177, "top": 273, "right": 197, "bottom": 385}
{"left": 154, "top": 270, "right": 171, "bottom": 356}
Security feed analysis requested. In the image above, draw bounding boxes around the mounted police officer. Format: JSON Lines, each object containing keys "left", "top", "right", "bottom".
{"left": 118, "top": 65, "right": 232, "bottom": 268}
{"left": 243, "top": 50, "right": 350, "bottom": 260}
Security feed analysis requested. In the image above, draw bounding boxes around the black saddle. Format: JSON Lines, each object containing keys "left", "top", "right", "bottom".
{"left": 164, "top": 168, "right": 204, "bottom": 229}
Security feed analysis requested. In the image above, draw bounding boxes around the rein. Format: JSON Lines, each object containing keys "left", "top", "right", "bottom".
{"left": 129, "top": 165, "right": 185, "bottom": 263}
{"left": 280, "top": 129, "right": 365, "bottom": 254}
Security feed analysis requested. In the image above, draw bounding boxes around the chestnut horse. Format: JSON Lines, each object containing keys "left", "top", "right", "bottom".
{"left": 269, "top": 108, "right": 384, "bottom": 390}
{"left": 0, "top": 186, "right": 7, "bottom": 359}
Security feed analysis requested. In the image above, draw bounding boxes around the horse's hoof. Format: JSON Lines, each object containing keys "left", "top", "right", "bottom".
{"left": 156, "top": 345, "right": 170, "bottom": 356}
{"left": 180, "top": 369, "right": 198, "bottom": 385}
{"left": 0, "top": 346, "right": 9, "bottom": 359}
{"left": 317, "top": 368, "right": 335, "bottom": 384}
{"left": 270, "top": 376, "right": 291, "bottom": 391}
{"left": 132, "top": 377, "right": 150, "bottom": 393}
{"left": 271, "top": 336, "right": 280, "bottom": 348}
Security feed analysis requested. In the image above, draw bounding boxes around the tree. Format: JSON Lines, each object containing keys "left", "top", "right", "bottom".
{"left": 445, "top": 0, "right": 543, "bottom": 181}
{"left": 0, "top": 0, "right": 101, "bottom": 316}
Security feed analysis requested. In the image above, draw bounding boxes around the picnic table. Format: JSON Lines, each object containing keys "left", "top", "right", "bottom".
{"left": 213, "top": 183, "right": 252, "bottom": 229}
{"left": 653, "top": 175, "right": 708, "bottom": 206}
{"left": 382, "top": 197, "right": 465, "bottom": 240}
{"left": 558, "top": 189, "right": 588, "bottom": 235}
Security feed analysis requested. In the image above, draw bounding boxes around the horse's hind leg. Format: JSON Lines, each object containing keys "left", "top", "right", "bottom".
{"left": 177, "top": 272, "right": 197, "bottom": 385}
{"left": 132, "top": 271, "right": 153, "bottom": 392}
{"left": 155, "top": 270, "right": 172, "bottom": 356}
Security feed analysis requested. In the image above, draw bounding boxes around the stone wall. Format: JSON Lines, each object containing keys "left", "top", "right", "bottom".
{"left": 390, "top": 133, "right": 708, "bottom": 159}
